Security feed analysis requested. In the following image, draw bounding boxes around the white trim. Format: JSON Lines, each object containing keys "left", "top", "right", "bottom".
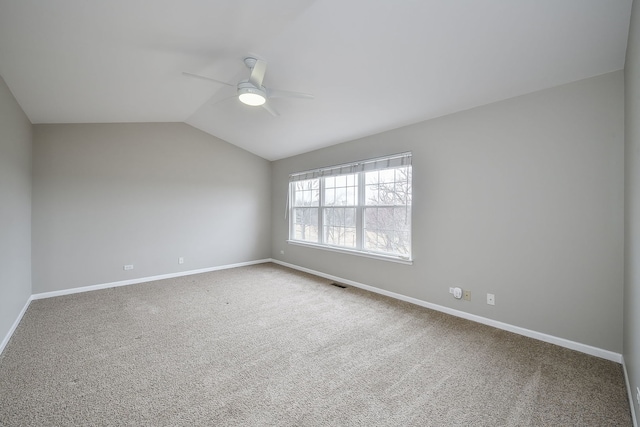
{"left": 3, "top": 258, "right": 624, "bottom": 366}
{"left": 289, "top": 159, "right": 413, "bottom": 262}
{"left": 2, "top": 259, "right": 272, "bottom": 357}
{"left": 271, "top": 259, "right": 623, "bottom": 364}
{"left": 0, "top": 296, "right": 32, "bottom": 356}
{"left": 31, "top": 259, "right": 271, "bottom": 300}
{"left": 287, "top": 240, "right": 413, "bottom": 265}
{"left": 623, "top": 356, "right": 639, "bottom": 427}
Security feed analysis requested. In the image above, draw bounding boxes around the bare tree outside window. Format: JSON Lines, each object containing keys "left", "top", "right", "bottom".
{"left": 323, "top": 174, "right": 357, "bottom": 248}
{"left": 364, "top": 167, "right": 412, "bottom": 256}
{"left": 292, "top": 179, "right": 319, "bottom": 242}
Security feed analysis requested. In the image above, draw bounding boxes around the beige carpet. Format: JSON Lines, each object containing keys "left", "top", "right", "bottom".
{"left": 0, "top": 263, "right": 632, "bottom": 426}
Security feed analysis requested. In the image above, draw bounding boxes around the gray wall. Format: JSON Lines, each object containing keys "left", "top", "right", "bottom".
{"left": 0, "top": 75, "right": 32, "bottom": 342}
{"left": 33, "top": 123, "right": 271, "bottom": 293}
{"left": 272, "top": 71, "right": 624, "bottom": 353}
{"left": 625, "top": 0, "right": 640, "bottom": 420}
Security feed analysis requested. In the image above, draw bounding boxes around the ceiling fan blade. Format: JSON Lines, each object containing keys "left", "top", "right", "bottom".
{"left": 261, "top": 100, "right": 280, "bottom": 117}
{"left": 248, "top": 59, "right": 267, "bottom": 88}
{"left": 182, "top": 72, "right": 234, "bottom": 87}
{"left": 209, "top": 94, "right": 238, "bottom": 108}
{"left": 268, "top": 88, "right": 314, "bottom": 99}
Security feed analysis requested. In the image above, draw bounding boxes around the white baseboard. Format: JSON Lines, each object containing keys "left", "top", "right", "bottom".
{"left": 0, "top": 296, "right": 32, "bottom": 356}
{"left": 271, "top": 259, "right": 623, "bottom": 364}
{"left": 1, "top": 259, "right": 271, "bottom": 357}
{"left": 2, "top": 257, "right": 634, "bottom": 416}
{"left": 623, "top": 356, "right": 639, "bottom": 427}
{"left": 3, "top": 257, "right": 625, "bottom": 367}
{"left": 31, "top": 259, "right": 271, "bottom": 300}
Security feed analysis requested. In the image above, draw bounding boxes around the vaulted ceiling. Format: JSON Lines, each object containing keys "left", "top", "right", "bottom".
{"left": 0, "top": 0, "right": 632, "bottom": 160}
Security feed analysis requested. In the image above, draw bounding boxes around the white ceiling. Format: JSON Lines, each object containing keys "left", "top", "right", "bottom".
{"left": 0, "top": 0, "right": 632, "bottom": 160}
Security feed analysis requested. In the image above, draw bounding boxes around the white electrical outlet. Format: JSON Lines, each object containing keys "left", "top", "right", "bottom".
{"left": 123, "top": 264, "right": 133, "bottom": 271}
{"left": 487, "top": 293, "right": 495, "bottom": 305}
{"left": 178, "top": 257, "right": 184, "bottom": 264}
{"left": 449, "top": 287, "right": 454, "bottom": 294}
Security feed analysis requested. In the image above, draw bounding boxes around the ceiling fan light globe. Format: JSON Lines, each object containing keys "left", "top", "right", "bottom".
{"left": 239, "top": 92, "right": 266, "bottom": 106}
{"left": 238, "top": 86, "right": 266, "bottom": 106}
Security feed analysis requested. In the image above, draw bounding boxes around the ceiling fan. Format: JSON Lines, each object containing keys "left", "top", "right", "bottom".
{"left": 183, "top": 57, "right": 314, "bottom": 116}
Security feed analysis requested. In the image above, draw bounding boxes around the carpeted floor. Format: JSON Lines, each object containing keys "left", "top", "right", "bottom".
{"left": 0, "top": 263, "right": 632, "bottom": 426}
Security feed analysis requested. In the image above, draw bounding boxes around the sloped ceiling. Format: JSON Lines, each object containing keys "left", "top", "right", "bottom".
{"left": 0, "top": 0, "right": 632, "bottom": 160}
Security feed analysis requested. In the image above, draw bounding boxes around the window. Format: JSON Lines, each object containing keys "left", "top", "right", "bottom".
{"left": 288, "top": 153, "right": 412, "bottom": 262}
{"left": 291, "top": 178, "right": 319, "bottom": 243}
{"left": 364, "top": 167, "right": 411, "bottom": 256}
{"left": 324, "top": 174, "right": 357, "bottom": 248}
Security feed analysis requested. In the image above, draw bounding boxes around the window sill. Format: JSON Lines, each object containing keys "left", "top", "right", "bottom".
{"left": 286, "top": 240, "right": 413, "bottom": 265}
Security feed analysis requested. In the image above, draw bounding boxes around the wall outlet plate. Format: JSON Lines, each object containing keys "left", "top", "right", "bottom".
{"left": 463, "top": 290, "right": 471, "bottom": 301}
{"left": 123, "top": 264, "right": 133, "bottom": 271}
{"left": 487, "top": 293, "right": 495, "bottom": 305}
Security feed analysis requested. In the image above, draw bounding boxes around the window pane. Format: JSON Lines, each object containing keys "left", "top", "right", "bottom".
{"left": 336, "top": 187, "right": 347, "bottom": 205}
{"left": 379, "top": 169, "right": 395, "bottom": 184}
{"left": 395, "top": 232, "right": 411, "bottom": 255}
{"left": 365, "top": 184, "right": 378, "bottom": 205}
{"left": 325, "top": 188, "right": 335, "bottom": 206}
{"left": 362, "top": 163, "right": 412, "bottom": 257}
{"left": 323, "top": 208, "right": 356, "bottom": 248}
{"left": 364, "top": 231, "right": 386, "bottom": 253}
{"left": 324, "top": 207, "right": 356, "bottom": 227}
{"left": 324, "top": 174, "right": 357, "bottom": 207}
{"left": 293, "top": 208, "right": 318, "bottom": 243}
{"left": 366, "top": 171, "right": 379, "bottom": 185}
{"left": 363, "top": 205, "right": 411, "bottom": 256}
{"left": 325, "top": 176, "right": 335, "bottom": 188}
{"left": 324, "top": 226, "right": 357, "bottom": 247}
{"left": 395, "top": 167, "right": 412, "bottom": 205}
{"left": 362, "top": 207, "right": 375, "bottom": 229}
{"left": 365, "top": 168, "right": 412, "bottom": 207}
{"left": 344, "top": 207, "right": 356, "bottom": 226}
{"left": 347, "top": 187, "right": 356, "bottom": 205}
{"left": 324, "top": 226, "right": 357, "bottom": 248}
{"left": 394, "top": 207, "right": 410, "bottom": 231}
{"left": 292, "top": 179, "right": 319, "bottom": 207}
{"left": 393, "top": 183, "right": 403, "bottom": 205}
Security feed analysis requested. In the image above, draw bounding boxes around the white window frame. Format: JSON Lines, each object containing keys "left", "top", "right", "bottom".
{"left": 287, "top": 153, "right": 412, "bottom": 264}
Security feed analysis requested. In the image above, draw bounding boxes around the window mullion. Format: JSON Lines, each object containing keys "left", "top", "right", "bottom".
{"left": 288, "top": 183, "right": 293, "bottom": 240}
{"left": 318, "top": 177, "right": 325, "bottom": 245}
{"left": 356, "top": 172, "right": 365, "bottom": 251}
